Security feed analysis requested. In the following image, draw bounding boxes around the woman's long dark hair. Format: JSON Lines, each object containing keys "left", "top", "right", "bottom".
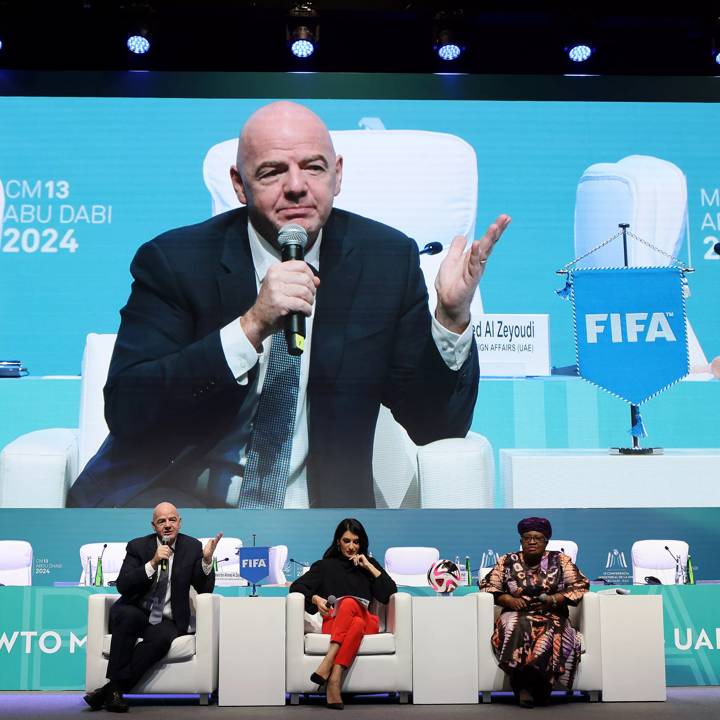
{"left": 322, "top": 518, "right": 370, "bottom": 559}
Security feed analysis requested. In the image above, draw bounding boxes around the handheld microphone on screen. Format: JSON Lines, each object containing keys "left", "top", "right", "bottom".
{"left": 160, "top": 537, "right": 170, "bottom": 572}
{"left": 597, "top": 588, "right": 631, "bottom": 595}
{"left": 419, "top": 242, "right": 443, "bottom": 256}
{"left": 278, "top": 223, "right": 309, "bottom": 356}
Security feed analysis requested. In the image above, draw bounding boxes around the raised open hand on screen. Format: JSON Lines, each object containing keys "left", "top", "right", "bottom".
{"left": 202, "top": 532, "right": 224, "bottom": 565}
{"left": 435, "top": 214, "right": 511, "bottom": 334}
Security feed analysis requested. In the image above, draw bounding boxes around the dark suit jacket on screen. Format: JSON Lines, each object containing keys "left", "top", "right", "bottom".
{"left": 112, "top": 532, "right": 215, "bottom": 634}
{"left": 67, "top": 207, "right": 479, "bottom": 508}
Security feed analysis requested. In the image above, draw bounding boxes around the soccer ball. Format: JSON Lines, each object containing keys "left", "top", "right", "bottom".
{"left": 427, "top": 559, "right": 462, "bottom": 593}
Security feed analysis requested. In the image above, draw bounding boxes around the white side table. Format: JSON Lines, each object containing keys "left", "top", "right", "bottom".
{"left": 412, "top": 595, "right": 479, "bottom": 703}
{"left": 500, "top": 448, "right": 720, "bottom": 507}
{"left": 218, "top": 597, "right": 286, "bottom": 706}
{"left": 599, "top": 594, "right": 666, "bottom": 701}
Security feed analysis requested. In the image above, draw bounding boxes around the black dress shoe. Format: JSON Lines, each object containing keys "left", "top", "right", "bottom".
{"left": 83, "top": 685, "right": 108, "bottom": 711}
{"left": 310, "top": 672, "right": 328, "bottom": 688}
{"left": 104, "top": 690, "right": 129, "bottom": 713}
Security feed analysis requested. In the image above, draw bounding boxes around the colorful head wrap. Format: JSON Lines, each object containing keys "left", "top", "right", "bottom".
{"left": 517, "top": 516, "right": 552, "bottom": 539}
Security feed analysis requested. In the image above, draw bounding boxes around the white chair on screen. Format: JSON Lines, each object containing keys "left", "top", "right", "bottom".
{"left": 198, "top": 536, "right": 244, "bottom": 587}
{"left": 79, "top": 542, "right": 127, "bottom": 586}
{"left": 0, "top": 540, "right": 33, "bottom": 586}
{"left": 476, "top": 591, "right": 603, "bottom": 702}
{"left": 201, "top": 130, "right": 495, "bottom": 508}
{"left": 0, "top": 327, "right": 493, "bottom": 507}
{"left": 85, "top": 592, "right": 220, "bottom": 704}
{"left": 383, "top": 546, "right": 439, "bottom": 586}
{"left": 631, "top": 539, "right": 689, "bottom": 585}
{"left": 574, "top": 154, "right": 709, "bottom": 371}
{"left": 268, "top": 544, "right": 288, "bottom": 584}
{"left": 286, "top": 591, "right": 412, "bottom": 703}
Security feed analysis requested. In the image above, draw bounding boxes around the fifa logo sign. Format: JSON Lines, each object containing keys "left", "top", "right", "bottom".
{"left": 241, "top": 558, "right": 267, "bottom": 568}
{"left": 585, "top": 312, "right": 677, "bottom": 344}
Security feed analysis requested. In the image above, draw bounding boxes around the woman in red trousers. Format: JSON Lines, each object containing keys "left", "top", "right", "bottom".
{"left": 289, "top": 518, "right": 397, "bottom": 709}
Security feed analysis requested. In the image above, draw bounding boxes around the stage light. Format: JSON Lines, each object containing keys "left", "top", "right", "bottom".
{"left": 287, "top": 3, "right": 318, "bottom": 60}
{"left": 567, "top": 43, "right": 593, "bottom": 62}
{"left": 436, "top": 34, "right": 463, "bottom": 62}
{"left": 715, "top": 49, "right": 720, "bottom": 65}
{"left": 433, "top": 11, "right": 465, "bottom": 63}
{"left": 127, "top": 33, "right": 150, "bottom": 55}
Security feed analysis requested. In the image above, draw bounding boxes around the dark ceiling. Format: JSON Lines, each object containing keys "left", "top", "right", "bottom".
{"left": 0, "top": 2, "right": 717, "bottom": 75}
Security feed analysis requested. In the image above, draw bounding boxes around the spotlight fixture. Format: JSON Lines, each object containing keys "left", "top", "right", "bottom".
{"left": 287, "top": 2, "right": 319, "bottom": 59}
{"left": 567, "top": 43, "right": 594, "bottom": 63}
{"left": 127, "top": 30, "right": 151, "bottom": 55}
{"left": 433, "top": 11, "right": 465, "bottom": 62}
{"left": 122, "top": 3, "right": 154, "bottom": 57}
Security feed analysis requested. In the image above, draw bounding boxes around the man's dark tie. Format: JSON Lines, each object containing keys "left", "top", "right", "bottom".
{"left": 148, "top": 563, "right": 169, "bottom": 625}
{"left": 238, "top": 331, "right": 300, "bottom": 508}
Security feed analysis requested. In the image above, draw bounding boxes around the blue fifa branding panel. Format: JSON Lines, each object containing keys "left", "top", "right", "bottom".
{"left": 572, "top": 267, "right": 689, "bottom": 404}
{"left": 238, "top": 546, "right": 270, "bottom": 584}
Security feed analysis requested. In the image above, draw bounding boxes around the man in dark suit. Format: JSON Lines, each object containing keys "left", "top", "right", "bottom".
{"left": 68, "top": 101, "right": 510, "bottom": 509}
{"left": 83, "top": 502, "right": 222, "bottom": 712}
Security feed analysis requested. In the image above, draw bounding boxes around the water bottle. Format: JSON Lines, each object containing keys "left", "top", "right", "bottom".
{"left": 674, "top": 555, "right": 683, "bottom": 585}
{"left": 93, "top": 556, "right": 104, "bottom": 587}
{"left": 454, "top": 555, "right": 465, "bottom": 584}
{"left": 465, "top": 555, "right": 472, "bottom": 586}
{"left": 686, "top": 555, "right": 695, "bottom": 585}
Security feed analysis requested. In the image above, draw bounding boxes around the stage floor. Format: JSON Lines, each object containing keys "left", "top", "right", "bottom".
{"left": 1, "top": 689, "right": 719, "bottom": 719}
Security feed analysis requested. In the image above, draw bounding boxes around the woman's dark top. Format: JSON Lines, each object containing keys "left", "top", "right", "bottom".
{"left": 289, "top": 556, "right": 398, "bottom": 614}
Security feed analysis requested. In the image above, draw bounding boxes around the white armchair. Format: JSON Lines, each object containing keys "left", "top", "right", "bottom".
{"left": 476, "top": 591, "right": 602, "bottom": 703}
{"left": 285, "top": 591, "right": 412, "bottom": 703}
{"left": 85, "top": 592, "right": 220, "bottom": 704}
{"left": 0, "top": 540, "right": 33, "bottom": 586}
{"left": 1, "top": 329, "right": 493, "bottom": 507}
{"left": 631, "top": 539, "right": 689, "bottom": 585}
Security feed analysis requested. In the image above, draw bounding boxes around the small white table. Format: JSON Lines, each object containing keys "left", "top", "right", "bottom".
{"left": 599, "top": 594, "right": 666, "bottom": 701}
{"left": 500, "top": 448, "right": 720, "bottom": 507}
{"left": 218, "top": 597, "right": 286, "bottom": 706}
{"left": 412, "top": 595, "right": 479, "bottom": 704}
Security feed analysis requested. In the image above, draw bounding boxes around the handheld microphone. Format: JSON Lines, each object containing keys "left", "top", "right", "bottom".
{"left": 419, "top": 241, "right": 443, "bottom": 256}
{"left": 327, "top": 594, "right": 337, "bottom": 607}
{"left": 278, "top": 224, "right": 309, "bottom": 356}
{"left": 160, "top": 537, "right": 170, "bottom": 572}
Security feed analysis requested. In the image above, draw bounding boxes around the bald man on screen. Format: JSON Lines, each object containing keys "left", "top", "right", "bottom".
{"left": 68, "top": 101, "right": 510, "bottom": 509}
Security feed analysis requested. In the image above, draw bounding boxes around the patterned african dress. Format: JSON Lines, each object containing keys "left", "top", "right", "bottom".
{"left": 479, "top": 550, "right": 590, "bottom": 689}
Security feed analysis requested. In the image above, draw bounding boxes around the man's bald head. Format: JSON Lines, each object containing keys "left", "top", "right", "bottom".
{"left": 230, "top": 101, "right": 343, "bottom": 247}
{"left": 151, "top": 502, "right": 181, "bottom": 542}
{"left": 237, "top": 101, "right": 336, "bottom": 170}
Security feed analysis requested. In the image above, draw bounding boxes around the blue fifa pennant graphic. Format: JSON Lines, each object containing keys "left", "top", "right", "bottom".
{"left": 572, "top": 267, "right": 689, "bottom": 405}
{"left": 238, "top": 546, "right": 270, "bottom": 585}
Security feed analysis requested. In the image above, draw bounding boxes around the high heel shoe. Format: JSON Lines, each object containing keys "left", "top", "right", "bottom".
{"left": 326, "top": 701, "right": 344, "bottom": 710}
{"left": 310, "top": 672, "right": 328, "bottom": 688}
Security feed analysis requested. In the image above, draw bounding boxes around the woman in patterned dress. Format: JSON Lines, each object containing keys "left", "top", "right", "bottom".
{"left": 479, "top": 517, "right": 589, "bottom": 708}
